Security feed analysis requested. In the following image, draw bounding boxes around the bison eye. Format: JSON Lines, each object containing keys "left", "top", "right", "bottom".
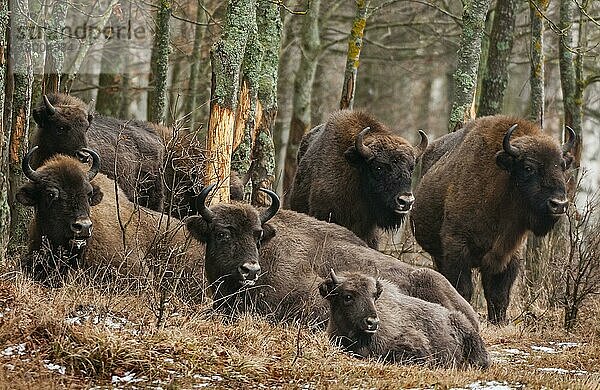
{"left": 343, "top": 294, "right": 353, "bottom": 303}
{"left": 216, "top": 231, "right": 230, "bottom": 242}
{"left": 47, "top": 190, "right": 58, "bottom": 202}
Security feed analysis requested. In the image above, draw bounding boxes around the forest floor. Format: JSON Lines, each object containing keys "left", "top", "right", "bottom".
{"left": 0, "top": 274, "right": 598, "bottom": 389}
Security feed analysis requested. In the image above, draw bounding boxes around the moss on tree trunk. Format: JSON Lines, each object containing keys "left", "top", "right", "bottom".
{"left": 148, "top": 0, "right": 171, "bottom": 124}
{"left": 528, "top": 0, "right": 548, "bottom": 126}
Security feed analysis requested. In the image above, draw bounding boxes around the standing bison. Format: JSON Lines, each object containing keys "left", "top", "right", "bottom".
{"left": 186, "top": 186, "right": 478, "bottom": 328}
{"left": 320, "top": 270, "right": 489, "bottom": 369}
{"left": 411, "top": 116, "right": 575, "bottom": 324}
{"left": 288, "top": 110, "right": 428, "bottom": 248}
{"left": 17, "top": 147, "right": 205, "bottom": 300}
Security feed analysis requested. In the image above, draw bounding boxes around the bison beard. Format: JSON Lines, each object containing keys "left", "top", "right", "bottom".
{"left": 288, "top": 110, "right": 427, "bottom": 249}
{"left": 412, "top": 115, "right": 575, "bottom": 324}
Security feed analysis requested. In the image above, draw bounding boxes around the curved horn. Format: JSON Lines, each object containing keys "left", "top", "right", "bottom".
{"left": 22, "top": 146, "right": 41, "bottom": 182}
{"left": 502, "top": 124, "right": 520, "bottom": 158}
{"left": 196, "top": 183, "right": 216, "bottom": 223}
{"left": 329, "top": 269, "right": 341, "bottom": 285}
{"left": 43, "top": 95, "right": 56, "bottom": 115}
{"left": 355, "top": 126, "right": 374, "bottom": 160}
{"left": 562, "top": 126, "right": 576, "bottom": 154}
{"left": 414, "top": 129, "right": 429, "bottom": 158}
{"left": 258, "top": 188, "right": 280, "bottom": 224}
{"left": 80, "top": 148, "right": 100, "bottom": 180}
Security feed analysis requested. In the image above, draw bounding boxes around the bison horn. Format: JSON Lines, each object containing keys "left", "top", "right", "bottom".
{"left": 22, "top": 146, "right": 41, "bottom": 182}
{"left": 43, "top": 95, "right": 56, "bottom": 115}
{"left": 80, "top": 148, "right": 100, "bottom": 180}
{"left": 414, "top": 129, "right": 429, "bottom": 158}
{"left": 196, "top": 183, "right": 216, "bottom": 223}
{"left": 502, "top": 124, "right": 520, "bottom": 158}
{"left": 329, "top": 269, "right": 341, "bottom": 285}
{"left": 562, "top": 126, "right": 576, "bottom": 154}
{"left": 258, "top": 188, "right": 280, "bottom": 224}
{"left": 355, "top": 127, "right": 374, "bottom": 161}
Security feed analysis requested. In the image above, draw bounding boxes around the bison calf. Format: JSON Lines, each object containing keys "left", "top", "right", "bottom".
{"left": 320, "top": 270, "right": 490, "bottom": 369}
{"left": 288, "top": 110, "right": 428, "bottom": 248}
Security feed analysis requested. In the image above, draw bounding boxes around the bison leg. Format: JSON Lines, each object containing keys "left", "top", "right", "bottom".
{"left": 481, "top": 257, "right": 519, "bottom": 325}
{"left": 435, "top": 254, "right": 474, "bottom": 303}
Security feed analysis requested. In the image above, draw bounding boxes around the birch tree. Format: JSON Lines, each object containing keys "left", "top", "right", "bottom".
{"left": 448, "top": 0, "right": 491, "bottom": 131}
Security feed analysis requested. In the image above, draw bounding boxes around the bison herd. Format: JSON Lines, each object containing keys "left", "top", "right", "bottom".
{"left": 17, "top": 94, "right": 575, "bottom": 370}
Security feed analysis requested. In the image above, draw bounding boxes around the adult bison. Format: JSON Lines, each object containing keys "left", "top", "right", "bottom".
{"left": 411, "top": 116, "right": 576, "bottom": 324}
{"left": 186, "top": 185, "right": 478, "bottom": 328}
{"left": 320, "top": 270, "right": 489, "bottom": 369}
{"left": 31, "top": 93, "right": 244, "bottom": 217}
{"left": 17, "top": 147, "right": 205, "bottom": 300}
{"left": 288, "top": 110, "right": 428, "bottom": 249}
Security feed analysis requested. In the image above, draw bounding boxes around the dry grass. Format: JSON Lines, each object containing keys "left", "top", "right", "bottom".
{"left": 0, "top": 271, "right": 598, "bottom": 390}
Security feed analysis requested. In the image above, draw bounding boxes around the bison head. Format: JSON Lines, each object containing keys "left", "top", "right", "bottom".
{"left": 495, "top": 124, "right": 575, "bottom": 235}
{"left": 344, "top": 127, "right": 428, "bottom": 228}
{"left": 32, "top": 94, "right": 93, "bottom": 160}
{"left": 16, "top": 146, "right": 103, "bottom": 251}
{"left": 320, "top": 270, "right": 383, "bottom": 340}
{"left": 185, "top": 185, "right": 280, "bottom": 296}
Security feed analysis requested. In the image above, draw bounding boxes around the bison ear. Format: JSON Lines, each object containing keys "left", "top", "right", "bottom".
{"left": 495, "top": 151, "right": 515, "bottom": 172}
{"left": 563, "top": 152, "right": 574, "bottom": 170}
{"left": 90, "top": 184, "right": 104, "bottom": 206}
{"left": 319, "top": 279, "right": 337, "bottom": 299}
{"left": 186, "top": 215, "right": 210, "bottom": 243}
{"left": 87, "top": 112, "right": 94, "bottom": 125}
{"left": 343, "top": 146, "right": 362, "bottom": 166}
{"left": 261, "top": 223, "right": 276, "bottom": 243}
{"left": 16, "top": 183, "right": 38, "bottom": 206}
{"left": 32, "top": 108, "right": 44, "bottom": 126}
{"left": 375, "top": 280, "right": 383, "bottom": 300}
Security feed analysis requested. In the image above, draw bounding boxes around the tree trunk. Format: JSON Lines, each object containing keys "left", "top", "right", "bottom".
{"left": 0, "top": 0, "right": 9, "bottom": 260}
{"left": 339, "top": 0, "right": 370, "bottom": 110}
{"left": 477, "top": 0, "right": 516, "bottom": 116}
{"left": 185, "top": 4, "right": 207, "bottom": 132}
{"left": 251, "top": 0, "right": 282, "bottom": 205}
{"left": 528, "top": 0, "right": 548, "bottom": 126}
{"left": 43, "top": 1, "right": 68, "bottom": 93}
{"left": 205, "top": 0, "right": 255, "bottom": 204}
{"left": 147, "top": 0, "right": 171, "bottom": 125}
{"left": 8, "top": 0, "right": 34, "bottom": 255}
{"left": 96, "top": 29, "right": 125, "bottom": 116}
{"left": 448, "top": 0, "right": 491, "bottom": 132}
{"left": 283, "top": 0, "right": 322, "bottom": 194}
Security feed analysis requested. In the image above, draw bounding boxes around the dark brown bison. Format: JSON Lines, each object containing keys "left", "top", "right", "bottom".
{"left": 320, "top": 270, "right": 489, "bottom": 369}
{"left": 186, "top": 187, "right": 478, "bottom": 328}
{"left": 31, "top": 93, "right": 244, "bottom": 217}
{"left": 411, "top": 115, "right": 576, "bottom": 324}
{"left": 288, "top": 110, "right": 428, "bottom": 248}
{"left": 17, "top": 147, "right": 205, "bottom": 299}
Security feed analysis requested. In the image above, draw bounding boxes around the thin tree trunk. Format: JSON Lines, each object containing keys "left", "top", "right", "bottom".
{"left": 8, "top": 0, "right": 34, "bottom": 255}
{"left": 43, "top": 1, "right": 68, "bottom": 93}
{"left": 0, "top": 0, "right": 9, "bottom": 260}
{"left": 477, "top": 0, "right": 516, "bottom": 116}
{"left": 339, "top": 0, "right": 370, "bottom": 110}
{"left": 185, "top": 4, "right": 207, "bottom": 132}
{"left": 96, "top": 33, "right": 125, "bottom": 116}
{"left": 448, "top": 0, "right": 491, "bottom": 132}
{"left": 205, "top": 0, "right": 255, "bottom": 204}
{"left": 251, "top": 0, "right": 282, "bottom": 205}
{"left": 148, "top": 0, "right": 171, "bottom": 124}
{"left": 283, "top": 0, "right": 321, "bottom": 194}
{"left": 528, "top": 0, "right": 548, "bottom": 126}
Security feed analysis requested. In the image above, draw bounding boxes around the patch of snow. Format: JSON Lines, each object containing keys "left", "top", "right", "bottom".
{"left": 538, "top": 367, "right": 588, "bottom": 375}
{"left": 4, "top": 363, "right": 14, "bottom": 370}
{"left": 2, "top": 343, "right": 26, "bottom": 357}
{"left": 164, "top": 358, "right": 174, "bottom": 363}
{"left": 44, "top": 361, "right": 66, "bottom": 375}
{"left": 550, "top": 342, "right": 581, "bottom": 349}
{"left": 531, "top": 346, "right": 558, "bottom": 354}
{"left": 111, "top": 371, "right": 146, "bottom": 384}
{"left": 451, "top": 381, "right": 524, "bottom": 390}
{"left": 502, "top": 348, "right": 529, "bottom": 355}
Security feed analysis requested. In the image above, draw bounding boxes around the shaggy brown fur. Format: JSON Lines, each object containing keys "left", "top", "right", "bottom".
{"left": 186, "top": 203, "right": 478, "bottom": 328}
{"left": 320, "top": 271, "right": 489, "bottom": 369}
{"left": 17, "top": 154, "right": 205, "bottom": 300}
{"left": 288, "top": 110, "right": 427, "bottom": 249}
{"left": 411, "top": 115, "right": 574, "bottom": 324}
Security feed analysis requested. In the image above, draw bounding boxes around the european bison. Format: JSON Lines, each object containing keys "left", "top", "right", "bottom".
{"left": 411, "top": 116, "right": 576, "bottom": 324}
{"left": 288, "top": 110, "right": 428, "bottom": 248}
{"left": 31, "top": 93, "right": 244, "bottom": 217}
{"left": 17, "top": 147, "right": 205, "bottom": 299}
{"left": 186, "top": 187, "right": 478, "bottom": 328}
{"left": 320, "top": 270, "right": 489, "bottom": 369}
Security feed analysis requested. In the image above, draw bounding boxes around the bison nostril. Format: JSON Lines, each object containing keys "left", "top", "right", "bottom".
{"left": 75, "top": 150, "right": 91, "bottom": 164}
{"left": 364, "top": 316, "right": 380, "bottom": 331}
{"left": 547, "top": 198, "right": 568, "bottom": 214}
{"left": 396, "top": 193, "right": 415, "bottom": 212}
{"left": 238, "top": 262, "right": 261, "bottom": 281}
{"left": 71, "top": 219, "right": 92, "bottom": 236}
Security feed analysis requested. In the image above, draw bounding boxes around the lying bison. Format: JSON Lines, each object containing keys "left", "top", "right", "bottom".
{"left": 186, "top": 185, "right": 478, "bottom": 328}
{"left": 31, "top": 93, "right": 244, "bottom": 217}
{"left": 411, "top": 116, "right": 575, "bottom": 324}
{"left": 320, "top": 270, "right": 489, "bottom": 369}
{"left": 288, "top": 110, "right": 428, "bottom": 248}
{"left": 17, "top": 147, "right": 205, "bottom": 299}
